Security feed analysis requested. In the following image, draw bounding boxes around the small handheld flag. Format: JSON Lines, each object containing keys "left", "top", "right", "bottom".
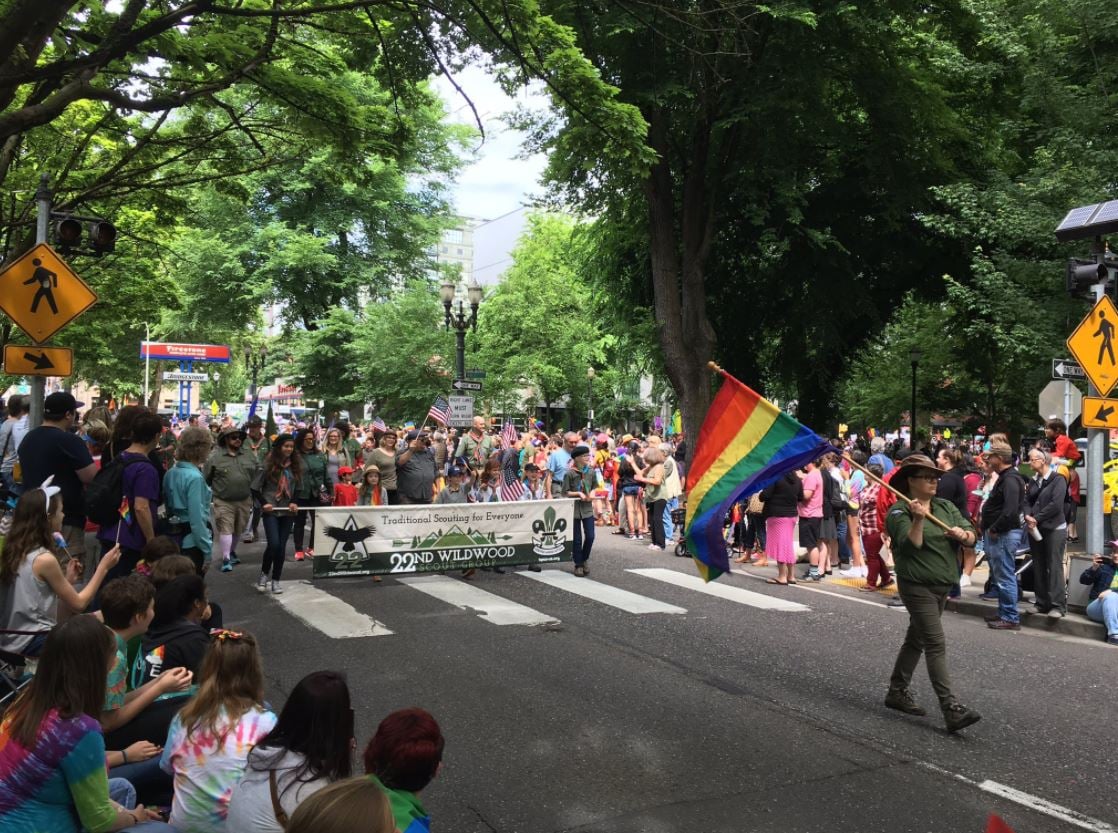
{"left": 115, "top": 497, "right": 131, "bottom": 544}
{"left": 372, "top": 417, "right": 387, "bottom": 433}
{"left": 403, "top": 420, "right": 416, "bottom": 431}
{"left": 500, "top": 422, "right": 518, "bottom": 449}
{"left": 427, "top": 395, "right": 451, "bottom": 426}
{"left": 686, "top": 364, "right": 833, "bottom": 582}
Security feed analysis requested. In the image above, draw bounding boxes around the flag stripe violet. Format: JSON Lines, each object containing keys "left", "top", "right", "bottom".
{"left": 118, "top": 496, "right": 131, "bottom": 524}
{"left": 685, "top": 368, "right": 833, "bottom": 582}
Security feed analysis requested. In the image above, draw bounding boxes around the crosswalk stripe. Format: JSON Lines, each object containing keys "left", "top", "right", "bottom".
{"left": 272, "top": 581, "right": 393, "bottom": 638}
{"left": 627, "top": 567, "right": 811, "bottom": 612}
{"left": 398, "top": 575, "right": 559, "bottom": 626}
{"left": 516, "top": 569, "right": 687, "bottom": 614}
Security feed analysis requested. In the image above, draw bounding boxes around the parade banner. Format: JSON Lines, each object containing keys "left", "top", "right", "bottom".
{"left": 310, "top": 500, "right": 574, "bottom": 579}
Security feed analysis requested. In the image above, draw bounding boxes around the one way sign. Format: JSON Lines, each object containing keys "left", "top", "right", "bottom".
{"left": 452, "top": 379, "right": 483, "bottom": 391}
{"left": 1052, "top": 358, "right": 1086, "bottom": 381}
{"left": 3, "top": 344, "right": 73, "bottom": 377}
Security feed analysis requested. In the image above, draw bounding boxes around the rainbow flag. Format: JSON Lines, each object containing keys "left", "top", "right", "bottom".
{"left": 685, "top": 368, "right": 833, "bottom": 581}
{"left": 118, "top": 497, "right": 131, "bottom": 524}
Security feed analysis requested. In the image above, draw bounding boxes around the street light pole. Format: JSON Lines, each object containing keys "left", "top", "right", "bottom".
{"left": 909, "top": 347, "right": 923, "bottom": 450}
{"left": 29, "top": 175, "right": 50, "bottom": 429}
{"left": 245, "top": 344, "right": 267, "bottom": 408}
{"left": 586, "top": 366, "right": 595, "bottom": 430}
{"left": 440, "top": 279, "right": 483, "bottom": 381}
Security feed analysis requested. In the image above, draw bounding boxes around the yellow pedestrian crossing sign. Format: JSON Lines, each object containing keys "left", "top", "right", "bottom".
{"left": 0, "top": 243, "right": 97, "bottom": 343}
{"left": 1067, "top": 295, "right": 1118, "bottom": 397}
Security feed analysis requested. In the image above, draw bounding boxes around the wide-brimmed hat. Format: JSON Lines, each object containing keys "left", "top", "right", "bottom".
{"left": 217, "top": 427, "right": 246, "bottom": 446}
{"left": 890, "top": 454, "right": 942, "bottom": 497}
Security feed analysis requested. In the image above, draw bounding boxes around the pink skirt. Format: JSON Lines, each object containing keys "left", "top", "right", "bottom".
{"left": 766, "top": 516, "right": 798, "bottom": 564}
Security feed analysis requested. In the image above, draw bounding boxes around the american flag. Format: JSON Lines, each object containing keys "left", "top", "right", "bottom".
{"left": 372, "top": 416, "right": 387, "bottom": 433}
{"left": 500, "top": 465, "right": 526, "bottom": 502}
{"left": 427, "top": 395, "right": 450, "bottom": 426}
{"left": 500, "top": 421, "right": 518, "bottom": 449}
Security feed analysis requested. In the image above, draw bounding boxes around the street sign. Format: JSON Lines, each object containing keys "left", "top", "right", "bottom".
{"left": 448, "top": 395, "right": 474, "bottom": 427}
{"left": 1082, "top": 396, "right": 1118, "bottom": 429}
{"left": 1067, "top": 295, "right": 1118, "bottom": 396}
{"left": 140, "top": 342, "right": 231, "bottom": 363}
{"left": 0, "top": 243, "right": 97, "bottom": 343}
{"left": 451, "top": 379, "right": 483, "bottom": 392}
{"left": 3, "top": 344, "right": 73, "bottom": 377}
{"left": 465, "top": 369, "right": 487, "bottom": 379}
{"left": 1052, "top": 358, "right": 1086, "bottom": 381}
{"left": 1038, "top": 380, "right": 1082, "bottom": 424}
{"left": 163, "top": 371, "right": 209, "bottom": 382}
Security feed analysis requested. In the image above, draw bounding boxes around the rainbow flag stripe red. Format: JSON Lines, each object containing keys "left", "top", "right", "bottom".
{"left": 685, "top": 369, "right": 832, "bottom": 581}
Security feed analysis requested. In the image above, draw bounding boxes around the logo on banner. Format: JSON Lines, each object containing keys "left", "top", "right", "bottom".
{"left": 531, "top": 506, "right": 568, "bottom": 556}
{"left": 323, "top": 515, "right": 377, "bottom": 563}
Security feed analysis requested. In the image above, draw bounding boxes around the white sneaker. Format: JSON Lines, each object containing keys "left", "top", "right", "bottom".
{"left": 271, "top": 581, "right": 283, "bottom": 594}
{"left": 837, "top": 567, "right": 863, "bottom": 578}
{"left": 257, "top": 573, "right": 268, "bottom": 589}
{"left": 959, "top": 574, "right": 972, "bottom": 587}
{"left": 242, "top": 533, "right": 255, "bottom": 544}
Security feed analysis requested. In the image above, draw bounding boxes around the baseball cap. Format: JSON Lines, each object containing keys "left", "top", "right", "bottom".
{"left": 43, "top": 391, "right": 84, "bottom": 417}
{"left": 447, "top": 466, "right": 463, "bottom": 477}
{"left": 338, "top": 465, "right": 354, "bottom": 476}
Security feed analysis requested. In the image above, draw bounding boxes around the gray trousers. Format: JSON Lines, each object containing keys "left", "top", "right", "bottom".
{"left": 890, "top": 581, "right": 957, "bottom": 711}
{"left": 1029, "top": 528, "right": 1067, "bottom": 613}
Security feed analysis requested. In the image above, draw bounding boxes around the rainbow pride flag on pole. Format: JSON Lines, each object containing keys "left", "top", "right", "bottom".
{"left": 685, "top": 366, "right": 834, "bottom": 582}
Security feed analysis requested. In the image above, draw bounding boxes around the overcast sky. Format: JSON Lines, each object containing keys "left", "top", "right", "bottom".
{"left": 432, "top": 66, "right": 549, "bottom": 284}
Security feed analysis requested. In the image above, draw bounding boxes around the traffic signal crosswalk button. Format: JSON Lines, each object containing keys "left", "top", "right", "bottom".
{"left": 1066, "top": 295, "right": 1118, "bottom": 397}
{"left": 0, "top": 243, "right": 97, "bottom": 343}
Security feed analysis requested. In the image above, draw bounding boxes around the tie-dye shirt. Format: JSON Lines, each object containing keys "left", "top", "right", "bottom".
{"left": 0, "top": 708, "right": 117, "bottom": 833}
{"left": 160, "top": 705, "right": 277, "bottom": 833}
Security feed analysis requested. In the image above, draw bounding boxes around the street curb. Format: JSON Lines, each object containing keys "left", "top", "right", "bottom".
{"left": 945, "top": 596, "right": 1107, "bottom": 640}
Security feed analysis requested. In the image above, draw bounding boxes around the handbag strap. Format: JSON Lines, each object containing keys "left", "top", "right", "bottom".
{"left": 269, "top": 770, "right": 289, "bottom": 830}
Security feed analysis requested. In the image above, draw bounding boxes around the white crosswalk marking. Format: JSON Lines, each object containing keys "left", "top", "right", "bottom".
{"left": 626, "top": 567, "right": 811, "bottom": 612}
{"left": 398, "top": 575, "right": 559, "bottom": 626}
{"left": 516, "top": 569, "right": 687, "bottom": 614}
{"left": 272, "top": 581, "right": 393, "bottom": 637}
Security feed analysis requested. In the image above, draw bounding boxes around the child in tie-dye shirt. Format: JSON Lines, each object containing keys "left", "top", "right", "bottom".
{"left": 160, "top": 629, "right": 276, "bottom": 833}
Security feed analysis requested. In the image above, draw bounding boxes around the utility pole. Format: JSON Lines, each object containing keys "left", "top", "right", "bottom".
{"left": 1087, "top": 239, "right": 1109, "bottom": 555}
{"left": 29, "top": 175, "right": 50, "bottom": 428}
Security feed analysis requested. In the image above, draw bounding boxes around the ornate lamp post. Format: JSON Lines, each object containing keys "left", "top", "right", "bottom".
{"left": 909, "top": 347, "right": 923, "bottom": 449}
{"left": 440, "top": 279, "right": 482, "bottom": 380}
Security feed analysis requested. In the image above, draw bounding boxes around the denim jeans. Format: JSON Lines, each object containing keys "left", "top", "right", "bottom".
{"left": 835, "top": 516, "right": 851, "bottom": 563}
{"left": 663, "top": 496, "right": 679, "bottom": 541}
{"left": 984, "top": 528, "right": 1022, "bottom": 623}
{"left": 572, "top": 516, "right": 595, "bottom": 565}
{"left": 261, "top": 513, "right": 295, "bottom": 581}
{"left": 1086, "top": 593, "right": 1118, "bottom": 636}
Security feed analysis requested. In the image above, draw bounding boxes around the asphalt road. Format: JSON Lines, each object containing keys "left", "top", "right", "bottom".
{"left": 210, "top": 530, "right": 1117, "bottom": 833}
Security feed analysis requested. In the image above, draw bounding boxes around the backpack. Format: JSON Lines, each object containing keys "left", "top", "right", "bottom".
{"left": 85, "top": 455, "right": 151, "bottom": 527}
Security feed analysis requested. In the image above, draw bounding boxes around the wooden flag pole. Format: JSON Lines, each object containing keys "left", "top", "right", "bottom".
{"left": 841, "top": 453, "right": 953, "bottom": 533}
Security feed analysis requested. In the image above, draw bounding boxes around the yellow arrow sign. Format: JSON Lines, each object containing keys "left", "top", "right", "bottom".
{"left": 1082, "top": 396, "right": 1118, "bottom": 429}
{"left": 2, "top": 344, "right": 73, "bottom": 377}
{"left": 1067, "top": 295, "right": 1118, "bottom": 397}
{"left": 0, "top": 244, "right": 98, "bottom": 343}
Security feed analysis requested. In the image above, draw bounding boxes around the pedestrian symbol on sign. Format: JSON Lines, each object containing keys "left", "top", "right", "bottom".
{"left": 24, "top": 259, "right": 58, "bottom": 315}
{"left": 1096, "top": 310, "right": 1116, "bottom": 366}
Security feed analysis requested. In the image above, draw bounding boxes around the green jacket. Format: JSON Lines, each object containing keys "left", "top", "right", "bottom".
{"left": 885, "top": 497, "right": 973, "bottom": 587}
{"left": 203, "top": 449, "right": 259, "bottom": 502}
{"left": 244, "top": 433, "right": 271, "bottom": 465}
{"left": 296, "top": 450, "right": 327, "bottom": 499}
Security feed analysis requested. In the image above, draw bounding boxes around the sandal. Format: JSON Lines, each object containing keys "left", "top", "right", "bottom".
{"left": 732, "top": 553, "right": 750, "bottom": 564}
{"left": 787, "top": 579, "right": 797, "bottom": 585}
{"left": 750, "top": 559, "right": 770, "bottom": 568}
{"left": 765, "top": 578, "right": 788, "bottom": 585}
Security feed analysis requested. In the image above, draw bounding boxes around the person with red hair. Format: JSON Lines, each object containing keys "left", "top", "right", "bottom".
{"left": 363, "top": 708, "right": 443, "bottom": 833}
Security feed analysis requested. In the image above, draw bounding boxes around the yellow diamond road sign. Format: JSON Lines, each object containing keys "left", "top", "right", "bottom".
{"left": 0, "top": 243, "right": 97, "bottom": 343}
{"left": 1067, "top": 295, "right": 1118, "bottom": 397}
{"left": 1082, "top": 396, "right": 1118, "bottom": 430}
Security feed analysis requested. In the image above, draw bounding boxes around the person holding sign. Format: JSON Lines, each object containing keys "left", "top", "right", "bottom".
{"left": 563, "top": 445, "right": 597, "bottom": 577}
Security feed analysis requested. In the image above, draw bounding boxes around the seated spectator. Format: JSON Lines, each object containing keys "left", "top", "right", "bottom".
{"left": 0, "top": 615, "right": 169, "bottom": 831}
{"left": 100, "top": 576, "right": 192, "bottom": 804}
{"left": 150, "top": 554, "right": 223, "bottom": 630}
{"left": 0, "top": 483, "right": 120, "bottom": 658}
{"left": 133, "top": 536, "right": 180, "bottom": 580}
{"left": 364, "top": 708, "right": 443, "bottom": 833}
{"left": 1081, "top": 551, "right": 1118, "bottom": 646}
{"left": 160, "top": 629, "right": 277, "bottom": 832}
{"left": 106, "top": 574, "right": 209, "bottom": 751}
{"left": 227, "top": 670, "right": 355, "bottom": 832}
{"left": 287, "top": 777, "right": 394, "bottom": 833}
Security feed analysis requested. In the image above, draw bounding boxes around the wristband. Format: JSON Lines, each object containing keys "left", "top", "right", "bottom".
{"left": 121, "top": 749, "right": 128, "bottom": 764}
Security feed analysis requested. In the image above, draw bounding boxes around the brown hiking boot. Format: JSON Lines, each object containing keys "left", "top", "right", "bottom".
{"left": 884, "top": 687, "right": 927, "bottom": 716}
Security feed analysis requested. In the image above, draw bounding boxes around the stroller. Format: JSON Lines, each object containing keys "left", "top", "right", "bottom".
{"left": 671, "top": 505, "right": 688, "bottom": 557}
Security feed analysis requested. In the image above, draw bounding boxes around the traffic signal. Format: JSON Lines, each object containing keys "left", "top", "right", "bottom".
{"left": 1066, "top": 258, "right": 1111, "bottom": 296}
{"left": 54, "top": 217, "right": 82, "bottom": 251}
{"left": 88, "top": 220, "right": 116, "bottom": 255}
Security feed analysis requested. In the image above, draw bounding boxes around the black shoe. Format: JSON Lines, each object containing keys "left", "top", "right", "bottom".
{"left": 885, "top": 688, "right": 927, "bottom": 716}
{"left": 492, "top": 565, "right": 506, "bottom": 574}
{"left": 528, "top": 565, "right": 542, "bottom": 572}
{"left": 987, "top": 618, "right": 1021, "bottom": 630}
{"left": 943, "top": 703, "right": 981, "bottom": 733}
{"left": 983, "top": 613, "right": 1001, "bottom": 622}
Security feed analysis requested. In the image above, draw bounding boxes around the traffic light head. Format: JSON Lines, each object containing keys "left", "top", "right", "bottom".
{"left": 54, "top": 217, "right": 82, "bottom": 251}
{"left": 1066, "top": 258, "right": 1111, "bottom": 296}
{"left": 88, "top": 221, "right": 116, "bottom": 255}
